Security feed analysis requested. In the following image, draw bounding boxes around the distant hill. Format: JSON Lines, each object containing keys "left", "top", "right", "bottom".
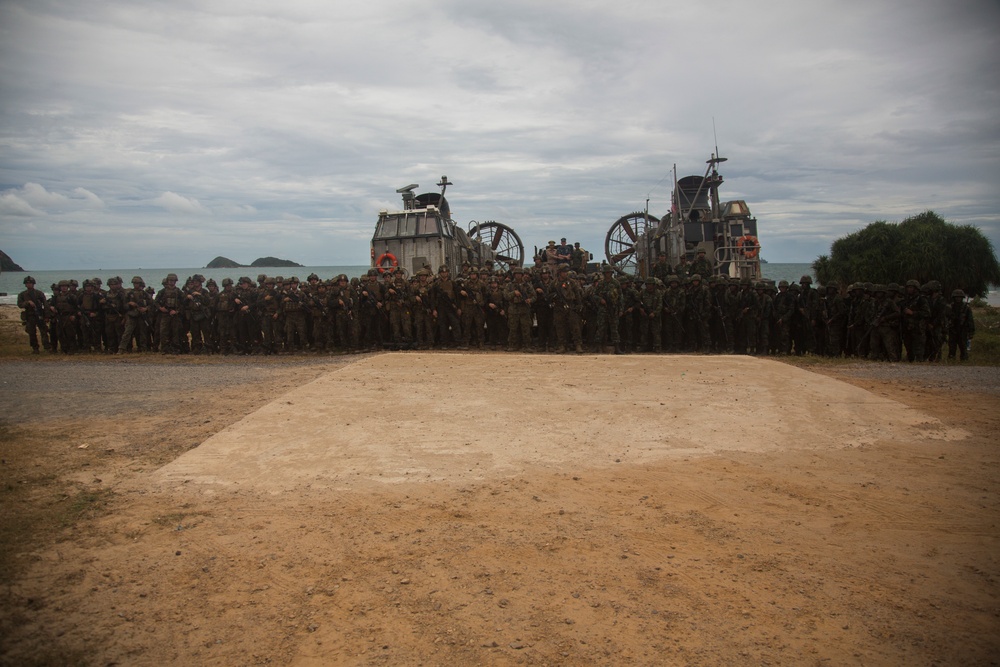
{"left": 1, "top": 249, "right": 25, "bottom": 272}
{"left": 205, "top": 256, "right": 303, "bottom": 269}
{"left": 250, "top": 257, "right": 303, "bottom": 268}
{"left": 206, "top": 256, "right": 243, "bottom": 269}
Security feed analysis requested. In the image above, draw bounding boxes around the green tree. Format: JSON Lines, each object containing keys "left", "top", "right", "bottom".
{"left": 813, "top": 211, "right": 1000, "bottom": 297}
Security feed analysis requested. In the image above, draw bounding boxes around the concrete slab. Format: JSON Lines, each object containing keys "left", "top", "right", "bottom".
{"left": 151, "top": 353, "right": 966, "bottom": 493}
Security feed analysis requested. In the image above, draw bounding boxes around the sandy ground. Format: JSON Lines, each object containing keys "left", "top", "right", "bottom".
{"left": 1, "top": 349, "right": 999, "bottom": 666}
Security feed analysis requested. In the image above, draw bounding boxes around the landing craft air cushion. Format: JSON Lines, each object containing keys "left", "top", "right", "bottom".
{"left": 371, "top": 176, "right": 525, "bottom": 276}
{"left": 605, "top": 153, "right": 762, "bottom": 280}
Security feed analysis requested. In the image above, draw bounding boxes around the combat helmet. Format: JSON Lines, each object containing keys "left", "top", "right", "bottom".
{"left": 166, "top": 273, "right": 178, "bottom": 282}
{"left": 23, "top": 275, "right": 35, "bottom": 284}
{"left": 905, "top": 279, "right": 920, "bottom": 289}
{"left": 799, "top": 275, "right": 812, "bottom": 285}
{"left": 826, "top": 280, "right": 839, "bottom": 290}
{"left": 778, "top": 279, "right": 789, "bottom": 288}
{"left": 131, "top": 276, "right": 144, "bottom": 285}
{"left": 221, "top": 278, "right": 234, "bottom": 286}
{"left": 952, "top": 289, "right": 966, "bottom": 298}
{"left": 690, "top": 274, "right": 702, "bottom": 282}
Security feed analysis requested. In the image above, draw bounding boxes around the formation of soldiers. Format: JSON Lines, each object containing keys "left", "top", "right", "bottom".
{"left": 16, "top": 258, "right": 977, "bottom": 362}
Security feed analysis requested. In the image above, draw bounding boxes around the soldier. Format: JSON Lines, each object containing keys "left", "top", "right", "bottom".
{"left": 505, "top": 267, "right": 535, "bottom": 351}
{"left": 385, "top": 273, "right": 413, "bottom": 349}
{"left": 154, "top": 274, "right": 185, "bottom": 354}
{"left": 532, "top": 270, "right": 556, "bottom": 352}
{"left": 925, "top": 281, "right": 946, "bottom": 362}
{"left": 431, "top": 265, "right": 461, "bottom": 348}
{"left": 213, "top": 278, "right": 238, "bottom": 354}
{"left": 650, "top": 253, "right": 671, "bottom": 284}
{"left": 662, "top": 275, "right": 686, "bottom": 353}
{"left": 637, "top": 277, "right": 663, "bottom": 353}
{"left": 868, "top": 285, "right": 901, "bottom": 362}
{"left": 258, "top": 276, "right": 284, "bottom": 354}
{"left": 772, "top": 280, "right": 794, "bottom": 355}
{"left": 688, "top": 248, "right": 713, "bottom": 278}
{"left": 78, "top": 279, "right": 104, "bottom": 352}
{"left": 410, "top": 270, "right": 435, "bottom": 349}
{"left": 736, "top": 278, "right": 760, "bottom": 355}
{"left": 686, "top": 274, "right": 712, "bottom": 353}
{"left": 233, "top": 277, "right": 259, "bottom": 354}
{"left": 550, "top": 265, "right": 584, "bottom": 353}
{"left": 280, "top": 277, "right": 309, "bottom": 352}
{"left": 119, "top": 277, "right": 151, "bottom": 352}
{"left": 49, "top": 280, "right": 79, "bottom": 353}
{"left": 823, "top": 281, "right": 847, "bottom": 357}
{"left": 618, "top": 275, "right": 639, "bottom": 353}
{"left": 327, "top": 273, "right": 357, "bottom": 350}
{"left": 755, "top": 281, "right": 773, "bottom": 356}
{"left": 485, "top": 274, "right": 508, "bottom": 349}
{"left": 185, "top": 275, "right": 212, "bottom": 354}
{"left": 591, "top": 265, "right": 623, "bottom": 354}
{"left": 900, "top": 279, "right": 931, "bottom": 362}
{"left": 359, "top": 270, "right": 387, "bottom": 350}
{"left": 100, "top": 277, "right": 127, "bottom": 354}
{"left": 947, "top": 289, "right": 975, "bottom": 361}
{"left": 571, "top": 242, "right": 589, "bottom": 274}
{"left": 17, "top": 276, "right": 49, "bottom": 353}
{"left": 458, "top": 269, "right": 487, "bottom": 349}
{"left": 797, "top": 275, "right": 820, "bottom": 354}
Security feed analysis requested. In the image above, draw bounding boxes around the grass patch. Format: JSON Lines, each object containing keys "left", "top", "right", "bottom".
{"left": 968, "top": 305, "right": 1000, "bottom": 366}
{"left": 59, "top": 488, "right": 115, "bottom": 528}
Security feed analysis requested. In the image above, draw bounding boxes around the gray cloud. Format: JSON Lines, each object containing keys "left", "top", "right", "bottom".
{"left": 0, "top": 0, "right": 997, "bottom": 269}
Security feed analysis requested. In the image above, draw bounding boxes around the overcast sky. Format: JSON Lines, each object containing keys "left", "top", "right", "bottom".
{"left": 1, "top": 0, "right": 998, "bottom": 270}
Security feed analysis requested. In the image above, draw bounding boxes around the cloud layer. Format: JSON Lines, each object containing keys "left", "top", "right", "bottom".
{"left": 1, "top": 0, "right": 998, "bottom": 269}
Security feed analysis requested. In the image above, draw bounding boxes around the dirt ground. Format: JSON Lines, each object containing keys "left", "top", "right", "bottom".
{"left": 1, "top": 322, "right": 999, "bottom": 665}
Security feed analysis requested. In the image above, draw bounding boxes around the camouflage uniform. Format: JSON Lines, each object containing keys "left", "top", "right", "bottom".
{"left": 329, "top": 275, "right": 356, "bottom": 351}
{"left": 280, "top": 278, "right": 309, "bottom": 352}
{"left": 49, "top": 281, "right": 79, "bottom": 353}
{"left": 212, "top": 280, "right": 238, "bottom": 354}
{"left": 258, "top": 278, "right": 284, "bottom": 354}
{"left": 637, "top": 278, "right": 663, "bottom": 352}
{"left": 550, "top": 267, "right": 584, "bottom": 353}
{"left": 505, "top": 268, "right": 535, "bottom": 351}
{"left": 591, "top": 269, "right": 622, "bottom": 353}
{"left": 119, "top": 277, "right": 152, "bottom": 352}
{"left": 100, "top": 278, "right": 127, "bottom": 354}
{"left": 458, "top": 273, "right": 487, "bottom": 349}
{"left": 431, "top": 266, "right": 461, "bottom": 347}
{"left": 868, "top": 286, "right": 901, "bottom": 362}
{"left": 823, "top": 282, "right": 847, "bottom": 357}
{"left": 386, "top": 275, "right": 413, "bottom": 348}
{"left": 184, "top": 277, "right": 212, "bottom": 353}
{"left": 533, "top": 272, "right": 556, "bottom": 352}
{"left": 900, "top": 280, "right": 931, "bottom": 362}
{"left": 662, "top": 276, "right": 686, "bottom": 352}
{"left": 17, "top": 277, "right": 49, "bottom": 352}
{"left": 947, "top": 290, "right": 974, "bottom": 361}
{"left": 78, "top": 281, "right": 104, "bottom": 352}
{"left": 925, "top": 282, "right": 946, "bottom": 361}
{"left": 410, "top": 271, "right": 435, "bottom": 349}
{"left": 155, "top": 274, "right": 185, "bottom": 353}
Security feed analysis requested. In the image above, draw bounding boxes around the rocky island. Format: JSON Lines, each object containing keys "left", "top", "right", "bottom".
{"left": 205, "top": 256, "right": 303, "bottom": 269}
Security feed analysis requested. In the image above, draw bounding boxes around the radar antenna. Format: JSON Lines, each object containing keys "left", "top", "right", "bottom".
{"left": 437, "top": 175, "right": 453, "bottom": 197}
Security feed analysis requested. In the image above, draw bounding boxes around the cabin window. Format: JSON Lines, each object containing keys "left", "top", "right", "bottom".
{"left": 376, "top": 217, "right": 397, "bottom": 238}
{"left": 399, "top": 214, "right": 417, "bottom": 237}
{"left": 417, "top": 216, "right": 439, "bottom": 235}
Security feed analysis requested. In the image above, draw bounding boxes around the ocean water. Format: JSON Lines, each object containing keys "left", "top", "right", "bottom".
{"left": 2, "top": 263, "right": 998, "bottom": 305}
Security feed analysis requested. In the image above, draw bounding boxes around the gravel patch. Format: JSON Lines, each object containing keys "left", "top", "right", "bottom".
{"left": 0, "top": 357, "right": 345, "bottom": 420}
{"left": 830, "top": 362, "right": 1000, "bottom": 394}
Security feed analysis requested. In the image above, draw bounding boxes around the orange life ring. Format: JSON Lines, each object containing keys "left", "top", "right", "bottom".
{"left": 376, "top": 252, "right": 399, "bottom": 273}
{"left": 737, "top": 235, "right": 760, "bottom": 259}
